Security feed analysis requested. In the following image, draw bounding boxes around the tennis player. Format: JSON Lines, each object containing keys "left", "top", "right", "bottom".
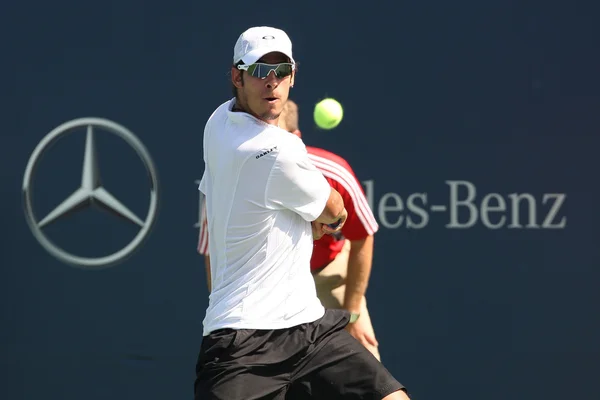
{"left": 194, "top": 26, "right": 409, "bottom": 400}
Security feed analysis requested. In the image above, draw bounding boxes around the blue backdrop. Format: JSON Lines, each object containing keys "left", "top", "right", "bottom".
{"left": 1, "top": 1, "right": 599, "bottom": 399}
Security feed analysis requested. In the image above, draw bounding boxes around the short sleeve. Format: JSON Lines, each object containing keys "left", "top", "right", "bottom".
{"left": 335, "top": 176, "right": 378, "bottom": 240}
{"left": 265, "top": 143, "right": 330, "bottom": 222}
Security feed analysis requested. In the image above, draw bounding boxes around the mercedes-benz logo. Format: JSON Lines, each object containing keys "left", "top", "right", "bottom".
{"left": 22, "top": 117, "right": 160, "bottom": 270}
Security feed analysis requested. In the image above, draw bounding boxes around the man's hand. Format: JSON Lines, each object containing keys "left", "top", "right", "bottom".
{"left": 311, "top": 221, "right": 326, "bottom": 240}
{"left": 346, "top": 317, "right": 378, "bottom": 349}
{"left": 322, "top": 207, "right": 348, "bottom": 235}
{"left": 313, "top": 208, "right": 347, "bottom": 240}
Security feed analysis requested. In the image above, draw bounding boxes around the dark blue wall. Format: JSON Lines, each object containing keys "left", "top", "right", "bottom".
{"left": 1, "top": 1, "right": 599, "bottom": 399}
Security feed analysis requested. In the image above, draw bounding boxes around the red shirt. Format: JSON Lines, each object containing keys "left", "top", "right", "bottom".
{"left": 198, "top": 146, "right": 379, "bottom": 271}
{"left": 305, "top": 146, "right": 379, "bottom": 270}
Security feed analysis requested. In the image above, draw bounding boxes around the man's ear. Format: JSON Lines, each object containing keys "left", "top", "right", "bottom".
{"left": 232, "top": 67, "right": 243, "bottom": 89}
{"left": 290, "top": 71, "right": 296, "bottom": 88}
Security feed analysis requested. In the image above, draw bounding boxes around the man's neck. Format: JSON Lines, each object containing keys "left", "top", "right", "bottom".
{"left": 231, "top": 99, "right": 245, "bottom": 113}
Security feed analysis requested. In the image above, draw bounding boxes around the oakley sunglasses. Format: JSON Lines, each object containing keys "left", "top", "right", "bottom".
{"left": 237, "top": 62, "right": 295, "bottom": 79}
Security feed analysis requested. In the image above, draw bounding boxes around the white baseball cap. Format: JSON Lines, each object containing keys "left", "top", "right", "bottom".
{"left": 233, "top": 26, "right": 295, "bottom": 65}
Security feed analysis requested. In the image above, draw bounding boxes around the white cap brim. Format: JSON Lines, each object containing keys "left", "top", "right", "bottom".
{"left": 240, "top": 47, "right": 295, "bottom": 65}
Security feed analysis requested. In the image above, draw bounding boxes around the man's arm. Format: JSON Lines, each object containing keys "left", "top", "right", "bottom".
{"left": 344, "top": 235, "right": 374, "bottom": 313}
{"left": 312, "top": 188, "right": 348, "bottom": 239}
{"left": 265, "top": 142, "right": 346, "bottom": 232}
{"left": 315, "top": 187, "right": 346, "bottom": 225}
{"left": 344, "top": 234, "right": 379, "bottom": 349}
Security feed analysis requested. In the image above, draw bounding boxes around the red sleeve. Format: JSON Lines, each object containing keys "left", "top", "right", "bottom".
{"left": 197, "top": 197, "right": 210, "bottom": 255}
{"left": 308, "top": 151, "right": 379, "bottom": 241}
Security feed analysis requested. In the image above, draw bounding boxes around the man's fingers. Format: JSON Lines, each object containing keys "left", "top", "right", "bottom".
{"left": 365, "top": 332, "right": 379, "bottom": 347}
{"left": 322, "top": 222, "right": 343, "bottom": 234}
{"left": 312, "top": 221, "right": 325, "bottom": 240}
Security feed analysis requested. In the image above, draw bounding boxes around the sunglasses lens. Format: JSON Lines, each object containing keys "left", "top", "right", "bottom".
{"left": 248, "top": 63, "right": 293, "bottom": 79}
{"left": 246, "top": 64, "right": 259, "bottom": 76}
{"left": 274, "top": 64, "right": 293, "bottom": 78}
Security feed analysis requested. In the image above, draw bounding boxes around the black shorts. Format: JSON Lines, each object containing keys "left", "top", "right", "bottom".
{"left": 194, "top": 309, "right": 406, "bottom": 400}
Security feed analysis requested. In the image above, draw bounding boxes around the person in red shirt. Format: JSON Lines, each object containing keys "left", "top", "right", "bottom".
{"left": 198, "top": 99, "right": 382, "bottom": 360}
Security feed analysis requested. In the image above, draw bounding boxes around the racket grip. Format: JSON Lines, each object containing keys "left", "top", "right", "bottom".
{"left": 328, "top": 219, "right": 341, "bottom": 229}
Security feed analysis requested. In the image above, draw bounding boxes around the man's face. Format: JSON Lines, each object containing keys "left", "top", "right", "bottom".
{"left": 232, "top": 52, "right": 295, "bottom": 124}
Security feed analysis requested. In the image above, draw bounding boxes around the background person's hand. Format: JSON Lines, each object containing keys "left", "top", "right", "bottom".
{"left": 346, "top": 317, "right": 379, "bottom": 350}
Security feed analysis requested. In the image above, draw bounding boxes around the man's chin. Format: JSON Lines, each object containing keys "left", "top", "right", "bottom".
{"left": 261, "top": 111, "right": 280, "bottom": 121}
{"left": 249, "top": 100, "right": 283, "bottom": 122}
{"left": 260, "top": 104, "right": 282, "bottom": 121}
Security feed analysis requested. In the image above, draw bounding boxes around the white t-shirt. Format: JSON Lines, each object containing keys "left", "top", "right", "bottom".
{"left": 198, "top": 99, "right": 331, "bottom": 336}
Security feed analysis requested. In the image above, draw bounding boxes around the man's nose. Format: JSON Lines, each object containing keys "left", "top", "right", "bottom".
{"left": 264, "top": 70, "right": 279, "bottom": 89}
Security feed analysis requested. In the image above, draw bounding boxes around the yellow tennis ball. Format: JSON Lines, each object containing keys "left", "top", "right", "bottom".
{"left": 314, "top": 98, "right": 344, "bottom": 129}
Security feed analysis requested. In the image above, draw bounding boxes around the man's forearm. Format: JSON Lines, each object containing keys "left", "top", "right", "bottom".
{"left": 344, "top": 235, "right": 374, "bottom": 313}
{"left": 315, "top": 187, "right": 345, "bottom": 224}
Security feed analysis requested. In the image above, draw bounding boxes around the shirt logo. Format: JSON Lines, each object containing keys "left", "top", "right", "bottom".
{"left": 255, "top": 146, "right": 277, "bottom": 159}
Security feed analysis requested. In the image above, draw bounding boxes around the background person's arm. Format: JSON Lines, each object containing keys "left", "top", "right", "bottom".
{"left": 204, "top": 255, "right": 211, "bottom": 293}
{"left": 198, "top": 199, "right": 211, "bottom": 292}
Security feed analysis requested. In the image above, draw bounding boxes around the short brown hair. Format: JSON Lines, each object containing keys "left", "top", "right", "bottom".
{"left": 231, "top": 61, "right": 244, "bottom": 99}
{"left": 281, "top": 99, "right": 299, "bottom": 132}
